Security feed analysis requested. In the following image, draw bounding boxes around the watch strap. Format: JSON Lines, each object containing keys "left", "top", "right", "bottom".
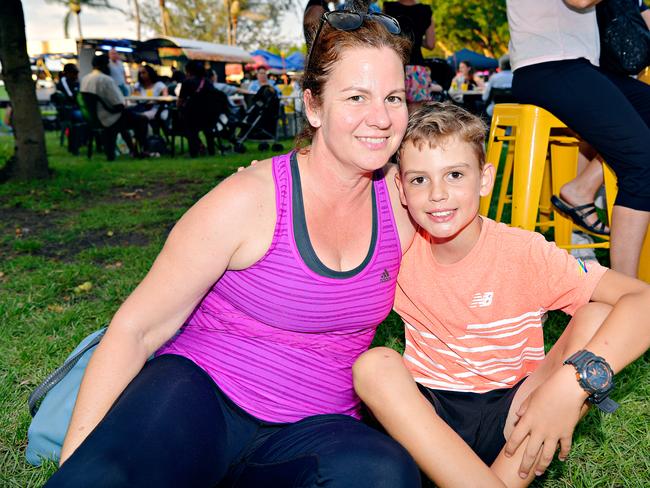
{"left": 590, "top": 396, "right": 619, "bottom": 414}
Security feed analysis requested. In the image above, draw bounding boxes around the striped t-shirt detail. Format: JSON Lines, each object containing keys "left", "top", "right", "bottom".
{"left": 157, "top": 152, "right": 402, "bottom": 422}
{"left": 395, "top": 218, "right": 607, "bottom": 393}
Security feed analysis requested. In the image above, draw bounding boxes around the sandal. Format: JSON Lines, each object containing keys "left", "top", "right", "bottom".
{"left": 550, "top": 195, "right": 610, "bottom": 236}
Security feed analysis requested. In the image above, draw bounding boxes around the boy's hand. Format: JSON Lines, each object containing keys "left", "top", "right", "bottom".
{"left": 504, "top": 366, "right": 589, "bottom": 478}
{"left": 237, "top": 160, "right": 259, "bottom": 172}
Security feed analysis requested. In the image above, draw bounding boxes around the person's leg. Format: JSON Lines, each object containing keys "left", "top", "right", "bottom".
{"left": 513, "top": 60, "right": 650, "bottom": 276}
{"left": 352, "top": 347, "right": 503, "bottom": 488}
{"left": 559, "top": 151, "right": 608, "bottom": 233}
{"left": 490, "top": 303, "right": 612, "bottom": 486}
{"left": 45, "top": 354, "right": 258, "bottom": 488}
{"left": 186, "top": 127, "right": 201, "bottom": 157}
{"left": 234, "top": 405, "right": 421, "bottom": 487}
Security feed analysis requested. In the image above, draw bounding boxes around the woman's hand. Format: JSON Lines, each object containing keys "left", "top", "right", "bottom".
{"left": 238, "top": 160, "right": 259, "bottom": 172}
{"left": 504, "top": 365, "right": 588, "bottom": 478}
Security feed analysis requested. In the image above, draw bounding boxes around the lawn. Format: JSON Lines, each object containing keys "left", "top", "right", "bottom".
{"left": 0, "top": 133, "right": 648, "bottom": 487}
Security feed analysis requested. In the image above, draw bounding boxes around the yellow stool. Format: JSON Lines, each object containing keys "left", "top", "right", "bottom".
{"left": 481, "top": 103, "right": 650, "bottom": 281}
{"left": 480, "top": 104, "right": 581, "bottom": 232}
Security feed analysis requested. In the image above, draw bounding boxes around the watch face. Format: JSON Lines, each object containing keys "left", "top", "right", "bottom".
{"left": 585, "top": 359, "right": 613, "bottom": 391}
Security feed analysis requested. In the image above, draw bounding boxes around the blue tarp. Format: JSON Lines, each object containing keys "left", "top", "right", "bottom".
{"left": 447, "top": 48, "right": 498, "bottom": 71}
{"left": 250, "top": 49, "right": 304, "bottom": 71}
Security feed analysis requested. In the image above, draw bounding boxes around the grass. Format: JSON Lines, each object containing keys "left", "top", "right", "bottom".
{"left": 0, "top": 133, "right": 648, "bottom": 487}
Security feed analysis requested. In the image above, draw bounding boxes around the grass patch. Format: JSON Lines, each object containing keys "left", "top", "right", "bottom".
{"left": 1, "top": 133, "right": 648, "bottom": 487}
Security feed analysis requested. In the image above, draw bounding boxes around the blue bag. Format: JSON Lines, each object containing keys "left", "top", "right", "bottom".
{"left": 26, "top": 328, "right": 106, "bottom": 466}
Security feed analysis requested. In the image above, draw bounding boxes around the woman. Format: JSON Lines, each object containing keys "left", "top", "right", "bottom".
{"left": 46, "top": 10, "right": 419, "bottom": 488}
{"left": 132, "top": 64, "right": 169, "bottom": 122}
{"left": 384, "top": 0, "right": 436, "bottom": 109}
{"left": 451, "top": 60, "right": 479, "bottom": 91}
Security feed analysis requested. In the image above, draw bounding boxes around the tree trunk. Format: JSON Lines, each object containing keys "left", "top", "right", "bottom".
{"left": 0, "top": 0, "right": 49, "bottom": 181}
{"left": 75, "top": 11, "right": 83, "bottom": 39}
{"left": 133, "top": 0, "right": 141, "bottom": 41}
{"left": 159, "top": 0, "right": 168, "bottom": 35}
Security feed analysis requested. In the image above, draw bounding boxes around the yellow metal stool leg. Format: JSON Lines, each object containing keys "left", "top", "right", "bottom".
{"left": 511, "top": 106, "right": 552, "bottom": 231}
{"left": 549, "top": 142, "right": 580, "bottom": 246}
{"left": 495, "top": 142, "right": 514, "bottom": 223}
{"left": 538, "top": 156, "right": 553, "bottom": 232}
{"left": 481, "top": 126, "right": 507, "bottom": 217}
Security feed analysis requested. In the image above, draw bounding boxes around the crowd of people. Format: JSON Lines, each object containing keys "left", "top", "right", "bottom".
{"left": 48, "top": 48, "right": 303, "bottom": 160}
{"left": 30, "top": 0, "right": 650, "bottom": 487}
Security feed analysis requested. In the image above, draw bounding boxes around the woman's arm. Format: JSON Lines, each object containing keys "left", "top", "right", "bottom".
{"left": 423, "top": 17, "right": 436, "bottom": 51}
{"left": 59, "top": 163, "right": 276, "bottom": 464}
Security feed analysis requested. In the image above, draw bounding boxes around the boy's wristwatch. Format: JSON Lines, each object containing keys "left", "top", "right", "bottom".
{"left": 563, "top": 350, "right": 619, "bottom": 414}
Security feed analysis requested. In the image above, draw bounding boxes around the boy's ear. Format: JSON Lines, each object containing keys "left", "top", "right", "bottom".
{"left": 303, "top": 89, "right": 321, "bottom": 128}
{"left": 394, "top": 170, "right": 408, "bottom": 207}
{"left": 479, "top": 163, "right": 495, "bottom": 198}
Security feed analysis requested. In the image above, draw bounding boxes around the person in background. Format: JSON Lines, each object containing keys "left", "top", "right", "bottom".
{"left": 80, "top": 54, "right": 147, "bottom": 160}
{"left": 132, "top": 64, "right": 169, "bottom": 124}
{"left": 383, "top": 0, "right": 436, "bottom": 111}
{"left": 303, "top": 0, "right": 328, "bottom": 46}
{"left": 167, "top": 69, "right": 185, "bottom": 97}
{"left": 177, "top": 60, "right": 218, "bottom": 157}
{"left": 207, "top": 69, "right": 247, "bottom": 115}
{"left": 108, "top": 48, "right": 129, "bottom": 97}
{"left": 507, "top": 0, "right": 650, "bottom": 278}
{"left": 482, "top": 54, "right": 513, "bottom": 117}
{"left": 451, "top": 60, "right": 482, "bottom": 91}
{"left": 56, "top": 63, "right": 82, "bottom": 119}
{"left": 247, "top": 67, "right": 282, "bottom": 95}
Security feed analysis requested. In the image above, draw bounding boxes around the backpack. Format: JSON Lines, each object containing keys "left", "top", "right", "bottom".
{"left": 145, "top": 134, "right": 168, "bottom": 155}
{"left": 597, "top": 0, "right": 650, "bottom": 75}
{"left": 26, "top": 328, "right": 106, "bottom": 465}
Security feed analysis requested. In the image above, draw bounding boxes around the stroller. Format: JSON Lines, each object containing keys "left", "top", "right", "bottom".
{"left": 231, "top": 85, "right": 284, "bottom": 153}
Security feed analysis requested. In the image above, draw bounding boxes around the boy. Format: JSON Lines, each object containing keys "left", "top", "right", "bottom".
{"left": 353, "top": 102, "right": 650, "bottom": 487}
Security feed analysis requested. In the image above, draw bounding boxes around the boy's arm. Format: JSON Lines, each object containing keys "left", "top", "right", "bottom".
{"left": 504, "top": 270, "right": 650, "bottom": 478}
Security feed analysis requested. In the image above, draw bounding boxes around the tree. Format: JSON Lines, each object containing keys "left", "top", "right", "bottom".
{"left": 45, "top": 0, "right": 126, "bottom": 39}
{"left": 0, "top": 0, "right": 49, "bottom": 181}
{"left": 420, "top": 0, "right": 509, "bottom": 58}
{"left": 138, "top": 0, "right": 296, "bottom": 49}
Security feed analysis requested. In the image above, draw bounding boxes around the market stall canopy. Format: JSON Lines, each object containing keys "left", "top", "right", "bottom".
{"left": 250, "top": 50, "right": 304, "bottom": 71}
{"left": 143, "top": 37, "right": 254, "bottom": 63}
{"left": 447, "top": 48, "right": 498, "bottom": 71}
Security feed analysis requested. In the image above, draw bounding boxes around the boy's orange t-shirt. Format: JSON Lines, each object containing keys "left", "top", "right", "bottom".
{"left": 395, "top": 218, "right": 607, "bottom": 393}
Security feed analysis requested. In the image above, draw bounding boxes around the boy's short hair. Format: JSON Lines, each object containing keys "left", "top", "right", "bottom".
{"left": 397, "top": 102, "right": 487, "bottom": 169}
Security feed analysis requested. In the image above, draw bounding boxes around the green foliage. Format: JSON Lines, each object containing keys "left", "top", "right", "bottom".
{"left": 138, "top": 0, "right": 297, "bottom": 50}
{"left": 378, "top": 0, "right": 509, "bottom": 58}
{"left": 427, "top": 0, "right": 509, "bottom": 58}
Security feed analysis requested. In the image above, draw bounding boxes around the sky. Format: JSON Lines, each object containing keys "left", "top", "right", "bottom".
{"left": 22, "top": 0, "right": 304, "bottom": 45}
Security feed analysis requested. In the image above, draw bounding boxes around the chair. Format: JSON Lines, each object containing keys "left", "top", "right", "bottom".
{"left": 488, "top": 87, "right": 516, "bottom": 105}
{"left": 50, "top": 91, "right": 86, "bottom": 155}
{"left": 77, "top": 92, "right": 106, "bottom": 159}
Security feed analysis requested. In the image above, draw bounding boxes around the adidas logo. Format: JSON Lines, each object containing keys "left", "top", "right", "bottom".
{"left": 380, "top": 269, "right": 390, "bottom": 283}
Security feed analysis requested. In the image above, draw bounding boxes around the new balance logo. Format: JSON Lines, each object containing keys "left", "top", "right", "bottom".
{"left": 380, "top": 269, "right": 391, "bottom": 283}
{"left": 469, "top": 292, "right": 494, "bottom": 308}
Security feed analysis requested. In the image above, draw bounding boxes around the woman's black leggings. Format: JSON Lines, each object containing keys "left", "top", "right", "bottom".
{"left": 45, "top": 354, "right": 420, "bottom": 488}
{"left": 512, "top": 58, "right": 650, "bottom": 212}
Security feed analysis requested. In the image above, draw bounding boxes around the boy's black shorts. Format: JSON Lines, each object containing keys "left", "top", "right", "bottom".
{"left": 417, "top": 378, "right": 526, "bottom": 466}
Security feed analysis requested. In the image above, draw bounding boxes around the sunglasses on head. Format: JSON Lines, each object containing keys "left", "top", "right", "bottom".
{"left": 308, "top": 10, "right": 402, "bottom": 63}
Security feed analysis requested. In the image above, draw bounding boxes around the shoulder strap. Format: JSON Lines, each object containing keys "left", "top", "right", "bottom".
{"left": 28, "top": 329, "right": 107, "bottom": 417}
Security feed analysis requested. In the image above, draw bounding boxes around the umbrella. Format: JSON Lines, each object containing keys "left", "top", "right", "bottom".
{"left": 447, "top": 48, "right": 498, "bottom": 71}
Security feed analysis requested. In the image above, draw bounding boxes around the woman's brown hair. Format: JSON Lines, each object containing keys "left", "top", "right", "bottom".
{"left": 295, "top": 18, "right": 411, "bottom": 149}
